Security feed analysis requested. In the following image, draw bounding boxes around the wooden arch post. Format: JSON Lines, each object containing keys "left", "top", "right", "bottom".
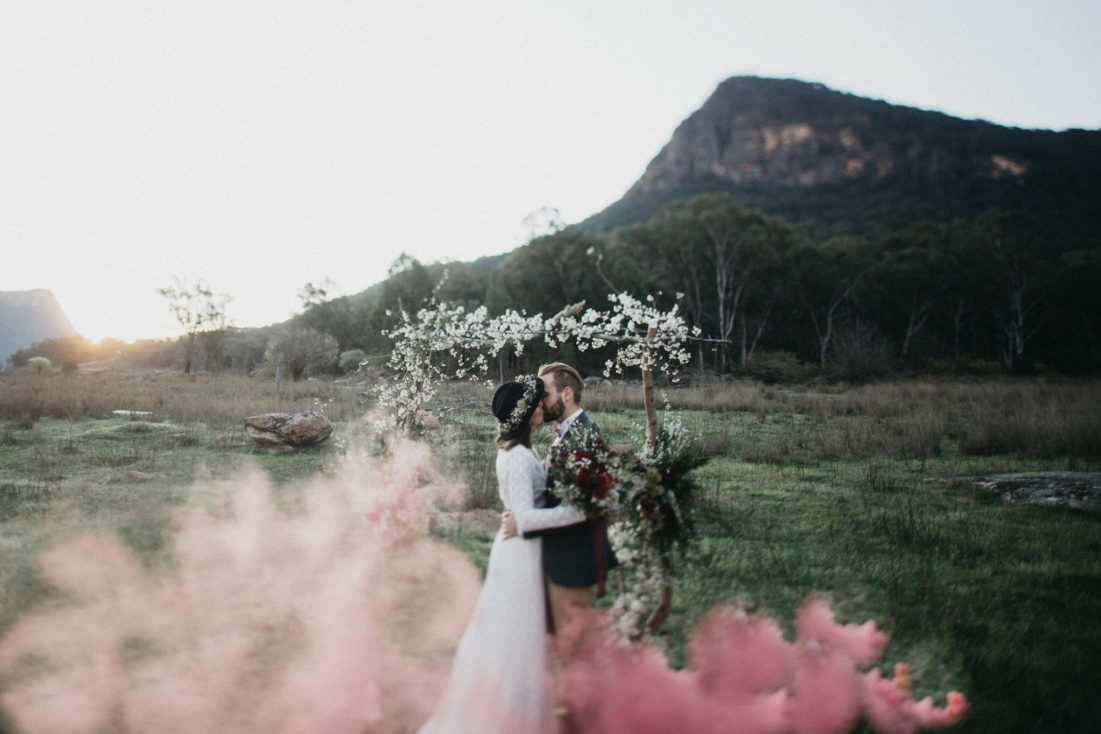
{"left": 640, "top": 325, "right": 673, "bottom": 635}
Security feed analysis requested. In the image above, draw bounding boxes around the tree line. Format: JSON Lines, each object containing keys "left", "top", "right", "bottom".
{"left": 10, "top": 193, "right": 1100, "bottom": 380}
{"left": 485, "top": 194, "right": 1100, "bottom": 378}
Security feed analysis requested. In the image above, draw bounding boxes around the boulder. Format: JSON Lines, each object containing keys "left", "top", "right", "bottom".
{"left": 243, "top": 411, "right": 333, "bottom": 447}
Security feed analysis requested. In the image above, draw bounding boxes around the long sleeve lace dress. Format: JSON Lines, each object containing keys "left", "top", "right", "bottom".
{"left": 417, "top": 444, "right": 584, "bottom": 734}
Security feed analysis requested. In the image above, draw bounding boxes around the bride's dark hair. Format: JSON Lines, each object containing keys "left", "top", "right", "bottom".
{"left": 491, "top": 376, "right": 543, "bottom": 450}
{"left": 495, "top": 421, "right": 533, "bottom": 450}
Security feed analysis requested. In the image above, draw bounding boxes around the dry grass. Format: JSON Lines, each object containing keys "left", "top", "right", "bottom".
{"left": 587, "top": 379, "right": 767, "bottom": 415}
{"left": 0, "top": 367, "right": 366, "bottom": 431}
{"left": 584, "top": 376, "right": 1101, "bottom": 466}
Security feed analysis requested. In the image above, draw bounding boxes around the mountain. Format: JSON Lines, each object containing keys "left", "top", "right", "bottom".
{"left": 581, "top": 76, "right": 1101, "bottom": 249}
{"left": 0, "top": 290, "right": 79, "bottom": 366}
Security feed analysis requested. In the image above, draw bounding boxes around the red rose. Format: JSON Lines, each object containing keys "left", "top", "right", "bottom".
{"left": 592, "top": 472, "right": 616, "bottom": 501}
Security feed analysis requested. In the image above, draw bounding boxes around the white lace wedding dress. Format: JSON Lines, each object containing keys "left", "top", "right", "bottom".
{"left": 417, "top": 444, "right": 584, "bottom": 734}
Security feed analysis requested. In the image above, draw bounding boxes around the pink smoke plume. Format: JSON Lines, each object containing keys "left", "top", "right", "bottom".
{"left": 0, "top": 436, "right": 477, "bottom": 734}
{"left": 555, "top": 600, "right": 968, "bottom": 734}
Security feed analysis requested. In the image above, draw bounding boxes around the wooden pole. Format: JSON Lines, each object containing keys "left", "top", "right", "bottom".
{"left": 639, "top": 325, "right": 672, "bottom": 634}
{"left": 642, "top": 326, "right": 658, "bottom": 450}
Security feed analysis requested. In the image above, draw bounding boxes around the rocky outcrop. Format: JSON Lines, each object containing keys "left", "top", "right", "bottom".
{"left": 629, "top": 77, "right": 1030, "bottom": 194}
{"left": 962, "top": 472, "right": 1101, "bottom": 514}
{"left": 243, "top": 411, "right": 333, "bottom": 447}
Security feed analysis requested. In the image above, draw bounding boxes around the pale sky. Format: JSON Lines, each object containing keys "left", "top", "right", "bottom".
{"left": 3, "top": 0, "right": 1099, "bottom": 342}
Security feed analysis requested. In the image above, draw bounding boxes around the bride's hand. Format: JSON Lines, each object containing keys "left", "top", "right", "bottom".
{"left": 501, "top": 510, "right": 518, "bottom": 539}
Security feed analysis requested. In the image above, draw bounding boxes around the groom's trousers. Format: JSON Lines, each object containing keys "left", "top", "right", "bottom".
{"left": 545, "top": 575, "right": 596, "bottom": 634}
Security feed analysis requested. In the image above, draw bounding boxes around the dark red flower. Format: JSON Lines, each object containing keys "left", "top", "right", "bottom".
{"left": 591, "top": 472, "right": 616, "bottom": 501}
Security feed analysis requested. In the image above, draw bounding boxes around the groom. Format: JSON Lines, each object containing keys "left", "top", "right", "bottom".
{"left": 505, "top": 362, "right": 618, "bottom": 634}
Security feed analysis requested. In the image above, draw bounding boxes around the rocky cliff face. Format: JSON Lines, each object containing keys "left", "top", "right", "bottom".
{"left": 583, "top": 76, "right": 1100, "bottom": 244}
{"left": 0, "top": 290, "right": 78, "bottom": 366}
{"left": 629, "top": 77, "right": 1030, "bottom": 193}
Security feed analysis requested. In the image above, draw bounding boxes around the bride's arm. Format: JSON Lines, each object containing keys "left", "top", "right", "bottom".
{"left": 514, "top": 500, "right": 586, "bottom": 536}
{"left": 500, "top": 451, "right": 585, "bottom": 536}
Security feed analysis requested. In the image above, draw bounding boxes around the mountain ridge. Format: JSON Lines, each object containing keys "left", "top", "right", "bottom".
{"left": 0, "top": 289, "right": 79, "bottom": 366}
{"left": 580, "top": 76, "right": 1101, "bottom": 245}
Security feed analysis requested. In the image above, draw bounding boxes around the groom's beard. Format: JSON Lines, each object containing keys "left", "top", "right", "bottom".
{"left": 543, "top": 396, "right": 565, "bottom": 422}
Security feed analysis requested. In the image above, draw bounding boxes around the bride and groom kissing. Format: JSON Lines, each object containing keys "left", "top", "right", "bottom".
{"left": 418, "top": 362, "right": 618, "bottom": 734}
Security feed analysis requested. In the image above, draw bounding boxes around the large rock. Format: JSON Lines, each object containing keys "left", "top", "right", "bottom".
{"left": 244, "top": 411, "right": 333, "bottom": 447}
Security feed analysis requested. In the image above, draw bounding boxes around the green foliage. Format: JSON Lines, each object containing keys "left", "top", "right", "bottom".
{"left": 9, "top": 334, "right": 97, "bottom": 369}
{"left": 338, "top": 349, "right": 367, "bottom": 374}
{"left": 486, "top": 227, "right": 611, "bottom": 317}
{"left": 263, "top": 327, "right": 340, "bottom": 380}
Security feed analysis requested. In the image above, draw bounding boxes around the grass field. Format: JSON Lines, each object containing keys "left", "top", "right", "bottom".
{"left": 1, "top": 368, "right": 1099, "bottom": 733}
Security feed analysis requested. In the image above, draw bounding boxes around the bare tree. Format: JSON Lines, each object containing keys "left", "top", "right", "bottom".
{"left": 156, "top": 278, "right": 232, "bottom": 374}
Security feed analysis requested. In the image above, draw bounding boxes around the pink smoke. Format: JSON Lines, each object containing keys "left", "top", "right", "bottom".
{"left": 555, "top": 600, "right": 968, "bottom": 734}
{"left": 0, "top": 437, "right": 477, "bottom": 734}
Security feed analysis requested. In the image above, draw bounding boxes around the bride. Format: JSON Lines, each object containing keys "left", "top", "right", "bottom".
{"left": 418, "top": 375, "right": 585, "bottom": 734}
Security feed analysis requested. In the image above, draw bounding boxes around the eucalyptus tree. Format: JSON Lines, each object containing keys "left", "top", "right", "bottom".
{"left": 870, "top": 222, "right": 953, "bottom": 360}
{"left": 928, "top": 218, "right": 989, "bottom": 358}
{"left": 647, "top": 193, "right": 801, "bottom": 371}
{"left": 792, "top": 235, "right": 879, "bottom": 365}
{"left": 296, "top": 280, "right": 363, "bottom": 352}
{"left": 484, "top": 227, "right": 611, "bottom": 371}
{"left": 156, "top": 278, "right": 232, "bottom": 374}
{"left": 263, "top": 327, "right": 340, "bottom": 381}
{"left": 363, "top": 254, "right": 436, "bottom": 354}
{"left": 966, "top": 210, "right": 1049, "bottom": 369}
{"left": 485, "top": 227, "right": 610, "bottom": 316}
{"left": 1048, "top": 248, "right": 1101, "bottom": 372}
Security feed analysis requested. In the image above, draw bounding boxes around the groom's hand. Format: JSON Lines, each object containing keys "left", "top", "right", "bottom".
{"left": 501, "top": 510, "right": 518, "bottom": 539}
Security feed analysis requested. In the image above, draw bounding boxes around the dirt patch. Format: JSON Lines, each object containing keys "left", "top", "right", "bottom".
{"left": 958, "top": 472, "right": 1101, "bottom": 514}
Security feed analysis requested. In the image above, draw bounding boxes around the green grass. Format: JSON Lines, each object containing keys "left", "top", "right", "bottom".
{"left": 0, "top": 411, "right": 348, "bottom": 636}
{"left": 1, "top": 371, "right": 1099, "bottom": 732}
{"left": 441, "top": 387, "right": 1101, "bottom": 733}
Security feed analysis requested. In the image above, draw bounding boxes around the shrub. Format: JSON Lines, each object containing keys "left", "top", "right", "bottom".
{"left": 27, "top": 357, "right": 52, "bottom": 374}
{"left": 339, "top": 349, "right": 367, "bottom": 375}
{"left": 738, "top": 350, "right": 812, "bottom": 383}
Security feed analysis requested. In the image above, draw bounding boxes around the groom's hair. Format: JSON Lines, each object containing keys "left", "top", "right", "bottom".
{"left": 538, "top": 363, "right": 584, "bottom": 405}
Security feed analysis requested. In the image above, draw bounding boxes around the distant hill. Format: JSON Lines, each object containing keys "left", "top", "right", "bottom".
{"left": 581, "top": 76, "right": 1101, "bottom": 249}
{"left": 0, "top": 290, "right": 78, "bottom": 366}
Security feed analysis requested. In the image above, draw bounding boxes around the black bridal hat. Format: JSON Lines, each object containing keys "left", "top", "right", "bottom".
{"left": 492, "top": 375, "right": 545, "bottom": 434}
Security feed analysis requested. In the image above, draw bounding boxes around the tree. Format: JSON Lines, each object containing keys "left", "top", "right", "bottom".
{"left": 296, "top": 280, "right": 364, "bottom": 352}
{"left": 972, "top": 210, "right": 1049, "bottom": 369}
{"left": 485, "top": 228, "right": 612, "bottom": 372}
{"left": 28, "top": 356, "right": 52, "bottom": 373}
{"left": 156, "top": 278, "right": 231, "bottom": 375}
{"left": 792, "top": 236, "right": 879, "bottom": 365}
{"left": 870, "top": 222, "right": 952, "bottom": 359}
{"left": 1047, "top": 249, "right": 1101, "bottom": 372}
{"left": 10, "top": 335, "right": 96, "bottom": 369}
{"left": 486, "top": 228, "right": 610, "bottom": 316}
{"left": 363, "top": 254, "right": 436, "bottom": 353}
{"left": 645, "top": 194, "right": 800, "bottom": 371}
{"left": 264, "top": 327, "right": 339, "bottom": 381}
